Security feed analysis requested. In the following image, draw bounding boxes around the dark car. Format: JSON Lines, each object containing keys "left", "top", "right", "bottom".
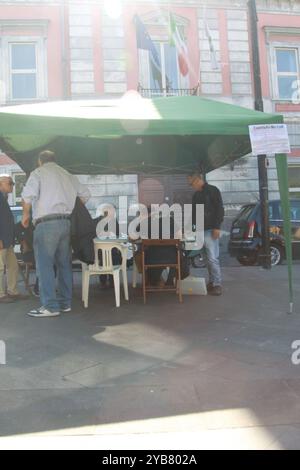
{"left": 11, "top": 206, "right": 23, "bottom": 258}
{"left": 228, "top": 199, "right": 300, "bottom": 266}
{"left": 11, "top": 205, "right": 23, "bottom": 224}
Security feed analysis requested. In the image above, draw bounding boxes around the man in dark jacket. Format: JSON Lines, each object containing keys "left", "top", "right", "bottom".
{"left": 0, "top": 174, "right": 27, "bottom": 303}
{"left": 71, "top": 197, "right": 96, "bottom": 266}
{"left": 189, "top": 172, "right": 224, "bottom": 296}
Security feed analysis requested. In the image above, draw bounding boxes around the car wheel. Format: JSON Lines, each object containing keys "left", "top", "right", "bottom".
{"left": 270, "top": 244, "right": 283, "bottom": 266}
{"left": 192, "top": 254, "right": 206, "bottom": 269}
{"left": 236, "top": 254, "right": 258, "bottom": 266}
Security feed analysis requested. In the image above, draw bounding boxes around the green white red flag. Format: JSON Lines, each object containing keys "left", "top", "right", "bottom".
{"left": 169, "top": 13, "right": 189, "bottom": 77}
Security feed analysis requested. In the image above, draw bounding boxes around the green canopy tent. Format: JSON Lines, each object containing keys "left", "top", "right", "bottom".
{"left": 0, "top": 95, "right": 293, "bottom": 311}
{"left": 0, "top": 95, "right": 284, "bottom": 174}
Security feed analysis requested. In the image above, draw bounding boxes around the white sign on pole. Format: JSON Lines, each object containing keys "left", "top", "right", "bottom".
{"left": 249, "top": 124, "right": 291, "bottom": 156}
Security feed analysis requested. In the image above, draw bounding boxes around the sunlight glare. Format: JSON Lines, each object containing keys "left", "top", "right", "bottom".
{"left": 0, "top": 409, "right": 282, "bottom": 450}
{"left": 103, "top": 0, "right": 122, "bottom": 19}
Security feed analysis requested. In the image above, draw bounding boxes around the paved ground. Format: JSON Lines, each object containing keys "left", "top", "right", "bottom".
{"left": 0, "top": 264, "right": 300, "bottom": 449}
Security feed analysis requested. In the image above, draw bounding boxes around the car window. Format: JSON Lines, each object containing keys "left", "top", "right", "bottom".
{"left": 268, "top": 204, "right": 274, "bottom": 219}
{"left": 290, "top": 201, "right": 300, "bottom": 221}
{"left": 269, "top": 202, "right": 282, "bottom": 220}
{"left": 12, "top": 210, "right": 23, "bottom": 224}
{"left": 236, "top": 205, "right": 255, "bottom": 221}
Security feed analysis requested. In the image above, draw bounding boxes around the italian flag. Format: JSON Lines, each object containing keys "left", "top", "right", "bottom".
{"left": 169, "top": 13, "right": 189, "bottom": 77}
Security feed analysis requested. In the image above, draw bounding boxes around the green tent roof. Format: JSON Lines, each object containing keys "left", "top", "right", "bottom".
{"left": 0, "top": 95, "right": 283, "bottom": 174}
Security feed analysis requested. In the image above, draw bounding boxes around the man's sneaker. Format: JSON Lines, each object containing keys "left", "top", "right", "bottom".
{"left": 27, "top": 307, "right": 60, "bottom": 318}
{"left": 0, "top": 296, "right": 15, "bottom": 304}
{"left": 208, "top": 285, "right": 222, "bottom": 296}
{"left": 60, "top": 307, "right": 71, "bottom": 313}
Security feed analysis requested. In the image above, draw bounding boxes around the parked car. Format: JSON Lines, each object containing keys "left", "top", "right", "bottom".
{"left": 11, "top": 206, "right": 23, "bottom": 258}
{"left": 11, "top": 205, "right": 23, "bottom": 224}
{"left": 228, "top": 199, "right": 300, "bottom": 266}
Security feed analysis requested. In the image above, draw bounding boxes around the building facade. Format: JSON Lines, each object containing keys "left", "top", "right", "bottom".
{"left": 0, "top": 0, "right": 300, "bottom": 224}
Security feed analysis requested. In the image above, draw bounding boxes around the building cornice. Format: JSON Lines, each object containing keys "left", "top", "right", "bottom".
{"left": 0, "top": 0, "right": 299, "bottom": 14}
{"left": 264, "top": 25, "right": 300, "bottom": 43}
{"left": 0, "top": 19, "right": 49, "bottom": 35}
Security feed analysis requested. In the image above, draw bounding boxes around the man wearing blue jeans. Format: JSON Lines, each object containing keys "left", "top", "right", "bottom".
{"left": 22, "top": 150, "right": 90, "bottom": 317}
{"left": 189, "top": 172, "right": 224, "bottom": 296}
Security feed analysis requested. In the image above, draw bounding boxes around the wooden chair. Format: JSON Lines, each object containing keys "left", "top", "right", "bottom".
{"left": 141, "top": 239, "right": 182, "bottom": 304}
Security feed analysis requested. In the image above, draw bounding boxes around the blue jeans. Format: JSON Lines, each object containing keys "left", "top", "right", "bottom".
{"left": 203, "top": 230, "right": 222, "bottom": 287}
{"left": 34, "top": 219, "right": 72, "bottom": 312}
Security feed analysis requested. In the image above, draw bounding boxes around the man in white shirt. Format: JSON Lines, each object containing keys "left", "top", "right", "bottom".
{"left": 22, "top": 150, "right": 90, "bottom": 317}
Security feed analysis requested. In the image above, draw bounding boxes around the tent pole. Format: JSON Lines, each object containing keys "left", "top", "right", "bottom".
{"left": 276, "top": 154, "right": 294, "bottom": 314}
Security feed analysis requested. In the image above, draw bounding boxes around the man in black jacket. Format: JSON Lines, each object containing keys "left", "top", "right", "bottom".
{"left": 189, "top": 172, "right": 224, "bottom": 296}
{"left": 0, "top": 174, "right": 27, "bottom": 303}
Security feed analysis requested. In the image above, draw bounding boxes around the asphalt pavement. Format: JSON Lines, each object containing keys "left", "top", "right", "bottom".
{"left": 0, "top": 263, "right": 300, "bottom": 450}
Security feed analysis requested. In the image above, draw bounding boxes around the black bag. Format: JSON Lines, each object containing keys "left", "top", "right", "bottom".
{"left": 71, "top": 198, "right": 96, "bottom": 264}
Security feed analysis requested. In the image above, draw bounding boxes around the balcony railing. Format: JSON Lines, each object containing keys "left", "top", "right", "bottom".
{"left": 138, "top": 82, "right": 200, "bottom": 98}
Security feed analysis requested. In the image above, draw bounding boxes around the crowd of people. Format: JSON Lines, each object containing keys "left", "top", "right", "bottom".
{"left": 0, "top": 150, "right": 224, "bottom": 317}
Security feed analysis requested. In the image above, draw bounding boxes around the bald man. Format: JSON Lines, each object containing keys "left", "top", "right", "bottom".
{"left": 0, "top": 175, "right": 27, "bottom": 303}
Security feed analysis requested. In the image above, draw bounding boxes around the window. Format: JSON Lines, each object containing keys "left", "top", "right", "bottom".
{"left": 10, "top": 43, "right": 37, "bottom": 99}
{"left": 139, "top": 41, "right": 187, "bottom": 95}
{"left": 149, "top": 42, "right": 180, "bottom": 90}
{"left": 137, "top": 14, "right": 189, "bottom": 96}
{"left": 274, "top": 47, "right": 300, "bottom": 100}
{"left": 269, "top": 201, "right": 282, "bottom": 220}
{"left": 1, "top": 36, "right": 47, "bottom": 102}
{"left": 290, "top": 200, "right": 300, "bottom": 221}
{"left": 288, "top": 163, "right": 300, "bottom": 199}
{"left": 268, "top": 201, "right": 300, "bottom": 222}
{"left": 236, "top": 205, "right": 255, "bottom": 222}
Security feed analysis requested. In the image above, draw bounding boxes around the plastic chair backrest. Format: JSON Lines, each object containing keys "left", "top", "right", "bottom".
{"left": 93, "top": 241, "right": 122, "bottom": 270}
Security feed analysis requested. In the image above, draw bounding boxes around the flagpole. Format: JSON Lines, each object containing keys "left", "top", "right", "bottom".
{"left": 133, "top": 15, "right": 142, "bottom": 94}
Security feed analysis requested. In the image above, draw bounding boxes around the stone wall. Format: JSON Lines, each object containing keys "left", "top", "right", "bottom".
{"left": 78, "top": 174, "right": 139, "bottom": 218}
{"left": 69, "top": 2, "right": 95, "bottom": 97}
{"left": 68, "top": 2, "right": 135, "bottom": 213}
{"left": 207, "top": 156, "right": 279, "bottom": 207}
{"left": 102, "top": 8, "right": 127, "bottom": 95}
{"left": 227, "top": 8, "right": 252, "bottom": 100}
{"left": 197, "top": 8, "right": 222, "bottom": 95}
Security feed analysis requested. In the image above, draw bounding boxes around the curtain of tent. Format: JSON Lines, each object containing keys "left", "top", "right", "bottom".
{"left": 276, "top": 153, "right": 294, "bottom": 314}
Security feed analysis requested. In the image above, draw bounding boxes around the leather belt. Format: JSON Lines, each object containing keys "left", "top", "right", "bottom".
{"left": 35, "top": 214, "right": 71, "bottom": 226}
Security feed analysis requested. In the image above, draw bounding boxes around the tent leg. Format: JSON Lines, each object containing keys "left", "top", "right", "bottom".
{"left": 275, "top": 153, "right": 294, "bottom": 314}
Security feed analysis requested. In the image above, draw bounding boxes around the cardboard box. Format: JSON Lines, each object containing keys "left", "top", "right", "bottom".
{"left": 181, "top": 276, "right": 207, "bottom": 295}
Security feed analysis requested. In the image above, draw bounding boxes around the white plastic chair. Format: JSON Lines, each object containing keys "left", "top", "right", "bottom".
{"left": 82, "top": 240, "right": 129, "bottom": 308}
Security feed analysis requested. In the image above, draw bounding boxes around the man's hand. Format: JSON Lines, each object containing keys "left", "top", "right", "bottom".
{"left": 0, "top": 240, "right": 3, "bottom": 251}
{"left": 212, "top": 229, "right": 221, "bottom": 240}
{"left": 22, "top": 214, "right": 30, "bottom": 228}
{"left": 22, "top": 200, "right": 32, "bottom": 228}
